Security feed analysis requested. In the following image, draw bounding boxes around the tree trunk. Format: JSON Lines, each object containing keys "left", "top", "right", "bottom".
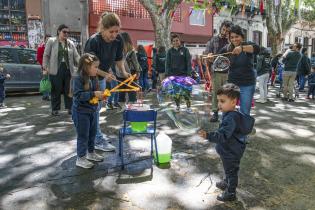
{"left": 138, "top": 0, "right": 182, "bottom": 49}
{"left": 151, "top": 13, "right": 172, "bottom": 49}
{"left": 269, "top": 34, "right": 282, "bottom": 56}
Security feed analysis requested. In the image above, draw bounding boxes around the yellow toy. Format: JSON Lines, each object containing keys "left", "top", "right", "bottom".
{"left": 89, "top": 74, "right": 141, "bottom": 105}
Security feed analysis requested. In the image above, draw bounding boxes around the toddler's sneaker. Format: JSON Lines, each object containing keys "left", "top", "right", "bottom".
{"left": 95, "top": 141, "right": 116, "bottom": 152}
{"left": 76, "top": 156, "right": 94, "bottom": 169}
{"left": 0, "top": 103, "right": 6, "bottom": 108}
{"left": 186, "top": 107, "right": 194, "bottom": 114}
{"left": 86, "top": 152, "right": 104, "bottom": 162}
{"left": 217, "top": 190, "right": 236, "bottom": 202}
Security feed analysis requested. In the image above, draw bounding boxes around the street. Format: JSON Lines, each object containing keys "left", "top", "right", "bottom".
{"left": 1, "top": 86, "right": 315, "bottom": 210}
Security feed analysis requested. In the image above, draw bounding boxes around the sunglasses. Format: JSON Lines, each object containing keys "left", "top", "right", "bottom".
{"left": 62, "top": 30, "right": 69, "bottom": 34}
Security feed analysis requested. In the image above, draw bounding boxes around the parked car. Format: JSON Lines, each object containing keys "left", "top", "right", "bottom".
{"left": 0, "top": 46, "right": 42, "bottom": 92}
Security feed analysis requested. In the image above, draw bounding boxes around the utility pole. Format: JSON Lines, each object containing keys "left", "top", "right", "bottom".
{"left": 80, "top": 0, "right": 89, "bottom": 54}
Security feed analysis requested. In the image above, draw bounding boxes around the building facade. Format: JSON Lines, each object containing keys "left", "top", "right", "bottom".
{"left": 89, "top": 0, "right": 214, "bottom": 55}
{"left": 284, "top": 21, "right": 315, "bottom": 58}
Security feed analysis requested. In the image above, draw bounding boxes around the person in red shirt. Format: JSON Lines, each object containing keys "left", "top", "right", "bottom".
{"left": 37, "top": 34, "right": 51, "bottom": 101}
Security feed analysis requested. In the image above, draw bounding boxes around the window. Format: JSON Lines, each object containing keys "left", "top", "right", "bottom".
{"left": 189, "top": 8, "right": 205, "bottom": 26}
{"left": 303, "top": 37, "right": 309, "bottom": 47}
{"left": 0, "top": 48, "right": 15, "bottom": 63}
{"left": 17, "top": 49, "right": 36, "bottom": 64}
{"left": 242, "top": 28, "right": 248, "bottom": 41}
{"left": 253, "top": 31, "right": 262, "bottom": 45}
{"left": 295, "top": 37, "right": 303, "bottom": 44}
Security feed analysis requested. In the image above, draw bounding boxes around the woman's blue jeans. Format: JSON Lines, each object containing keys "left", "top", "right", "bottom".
{"left": 239, "top": 84, "right": 256, "bottom": 115}
{"left": 95, "top": 79, "right": 106, "bottom": 144}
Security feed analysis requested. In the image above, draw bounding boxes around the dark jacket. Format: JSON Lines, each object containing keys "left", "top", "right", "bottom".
{"left": 297, "top": 54, "right": 311, "bottom": 76}
{"left": 308, "top": 72, "right": 315, "bottom": 85}
{"left": 283, "top": 51, "right": 302, "bottom": 72}
{"left": 220, "top": 42, "right": 260, "bottom": 86}
{"left": 256, "top": 49, "right": 272, "bottom": 76}
{"left": 153, "top": 52, "right": 166, "bottom": 73}
{"left": 72, "top": 76, "right": 99, "bottom": 113}
{"left": 207, "top": 111, "right": 255, "bottom": 159}
{"left": 166, "top": 46, "right": 192, "bottom": 77}
{"left": 0, "top": 73, "right": 6, "bottom": 85}
{"left": 136, "top": 51, "right": 148, "bottom": 73}
{"left": 205, "top": 35, "right": 229, "bottom": 54}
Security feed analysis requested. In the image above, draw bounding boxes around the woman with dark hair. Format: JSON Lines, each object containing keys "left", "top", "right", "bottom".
{"left": 43, "top": 24, "right": 80, "bottom": 116}
{"left": 84, "top": 12, "right": 130, "bottom": 152}
{"left": 115, "top": 32, "right": 141, "bottom": 103}
{"left": 136, "top": 45, "right": 149, "bottom": 90}
{"left": 217, "top": 25, "right": 260, "bottom": 115}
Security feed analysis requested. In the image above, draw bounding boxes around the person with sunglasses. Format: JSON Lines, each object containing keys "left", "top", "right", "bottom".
{"left": 43, "top": 24, "right": 80, "bottom": 116}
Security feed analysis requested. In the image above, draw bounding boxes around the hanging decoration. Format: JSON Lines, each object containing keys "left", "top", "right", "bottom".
{"left": 259, "top": 0, "right": 264, "bottom": 14}
{"left": 242, "top": 0, "right": 246, "bottom": 17}
{"left": 274, "top": 0, "right": 280, "bottom": 6}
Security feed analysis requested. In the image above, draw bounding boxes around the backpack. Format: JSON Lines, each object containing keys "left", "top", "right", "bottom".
{"left": 156, "top": 53, "right": 166, "bottom": 73}
{"left": 125, "top": 51, "right": 138, "bottom": 74}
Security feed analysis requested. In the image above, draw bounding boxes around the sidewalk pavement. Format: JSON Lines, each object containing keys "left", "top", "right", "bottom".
{"left": 0, "top": 86, "right": 315, "bottom": 210}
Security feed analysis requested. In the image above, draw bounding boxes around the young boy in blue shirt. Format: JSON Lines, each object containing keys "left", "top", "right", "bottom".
{"left": 198, "top": 83, "right": 255, "bottom": 202}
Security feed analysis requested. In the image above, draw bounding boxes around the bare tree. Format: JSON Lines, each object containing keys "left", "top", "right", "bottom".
{"left": 138, "top": 0, "right": 183, "bottom": 49}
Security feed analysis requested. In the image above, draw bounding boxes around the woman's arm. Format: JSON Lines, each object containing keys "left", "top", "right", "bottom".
{"left": 43, "top": 38, "right": 53, "bottom": 71}
{"left": 115, "top": 60, "right": 130, "bottom": 78}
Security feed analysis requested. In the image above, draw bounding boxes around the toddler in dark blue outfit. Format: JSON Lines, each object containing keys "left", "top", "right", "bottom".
{"left": 72, "top": 53, "right": 107, "bottom": 169}
{"left": 0, "top": 64, "right": 10, "bottom": 108}
{"left": 198, "top": 83, "right": 255, "bottom": 202}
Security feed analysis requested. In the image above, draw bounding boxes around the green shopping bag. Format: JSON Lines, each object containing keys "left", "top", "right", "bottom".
{"left": 39, "top": 76, "right": 52, "bottom": 93}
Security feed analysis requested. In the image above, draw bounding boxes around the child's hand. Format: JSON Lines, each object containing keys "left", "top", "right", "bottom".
{"left": 42, "top": 70, "right": 48, "bottom": 75}
{"left": 6, "top": 74, "right": 10, "bottom": 79}
{"left": 197, "top": 129, "right": 207, "bottom": 139}
{"left": 94, "top": 91, "right": 104, "bottom": 100}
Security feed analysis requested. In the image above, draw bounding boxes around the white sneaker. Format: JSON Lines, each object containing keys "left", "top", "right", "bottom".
{"left": 256, "top": 99, "right": 267, "bottom": 104}
{"left": 76, "top": 156, "right": 94, "bottom": 169}
{"left": 86, "top": 152, "right": 104, "bottom": 162}
{"left": 95, "top": 142, "right": 116, "bottom": 152}
{"left": 186, "top": 107, "right": 194, "bottom": 114}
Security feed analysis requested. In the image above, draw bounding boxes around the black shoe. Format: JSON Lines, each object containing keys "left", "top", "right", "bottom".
{"left": 51, "top": 110, "right": 59, "bottom": 116}
{"left": 288, "top": 99, "right": 295, "bottom": 102}
{"left": 113, "top": 103, "right": 122, "bottom": 109}
{"left": 106, "top": 103, "right": 114, "bottom": 110}
{"left": 217, "top": 191, "right": 236, "bottom": 202}
{"left": 0, "top": 103, "right": 6, "bottom": 108}
{"left": 210, "top": 112, "right": 219, "bottom": 122}
{"left": 216, "top": 181, "right": 228, "bottom": 191}
{"left": 282, "top": 97, "right": 288, "bottom": 101}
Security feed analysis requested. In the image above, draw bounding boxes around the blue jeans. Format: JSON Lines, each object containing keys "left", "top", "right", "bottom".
{"left": 95, "top": 79, "right": 106, "bottom": 144}
{"left": 0, "top": 86, "right": 5, "bottom": 103}
{"left": 140, "top": 71, "right": 149, "bottom": 90}
{"left": 239, "top": 84, "right": 255, "bottom": 115}
{"left": 298, "top": 75, "right": 306, "bottom": 90}
{"left": 72, "top": 110, "right": 97, "bottom": 157}
{"left": 107, "top": 80, "right": 118, "bottom": 104}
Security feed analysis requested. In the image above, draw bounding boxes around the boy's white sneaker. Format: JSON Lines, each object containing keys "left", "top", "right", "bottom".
{"left": 256, "top": 99, "right": 267, "bottom": 104}
{"left": 86, "top": 152, "right": 104, "bottom": 162}
{"left": 186, "top": 107, "right": 194, "bottom": 114}
{"left": 76, "top": 156, "right": 94, "bottom": 169}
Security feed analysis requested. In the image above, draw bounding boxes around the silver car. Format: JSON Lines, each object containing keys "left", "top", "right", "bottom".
{"left": 0, "top": 47, "right": 42, "bottom": 92}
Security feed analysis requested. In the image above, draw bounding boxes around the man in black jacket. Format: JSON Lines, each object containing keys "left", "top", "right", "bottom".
{"left": 297, "top": 48, "right": 311, "bottom": 92}
{"left": 166, "top": 34, "right": 192, "bottom": 113}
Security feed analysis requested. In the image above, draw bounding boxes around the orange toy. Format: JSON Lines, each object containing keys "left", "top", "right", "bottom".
{"left": 89, "top": 74, "right": 141, "bottom": 105}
